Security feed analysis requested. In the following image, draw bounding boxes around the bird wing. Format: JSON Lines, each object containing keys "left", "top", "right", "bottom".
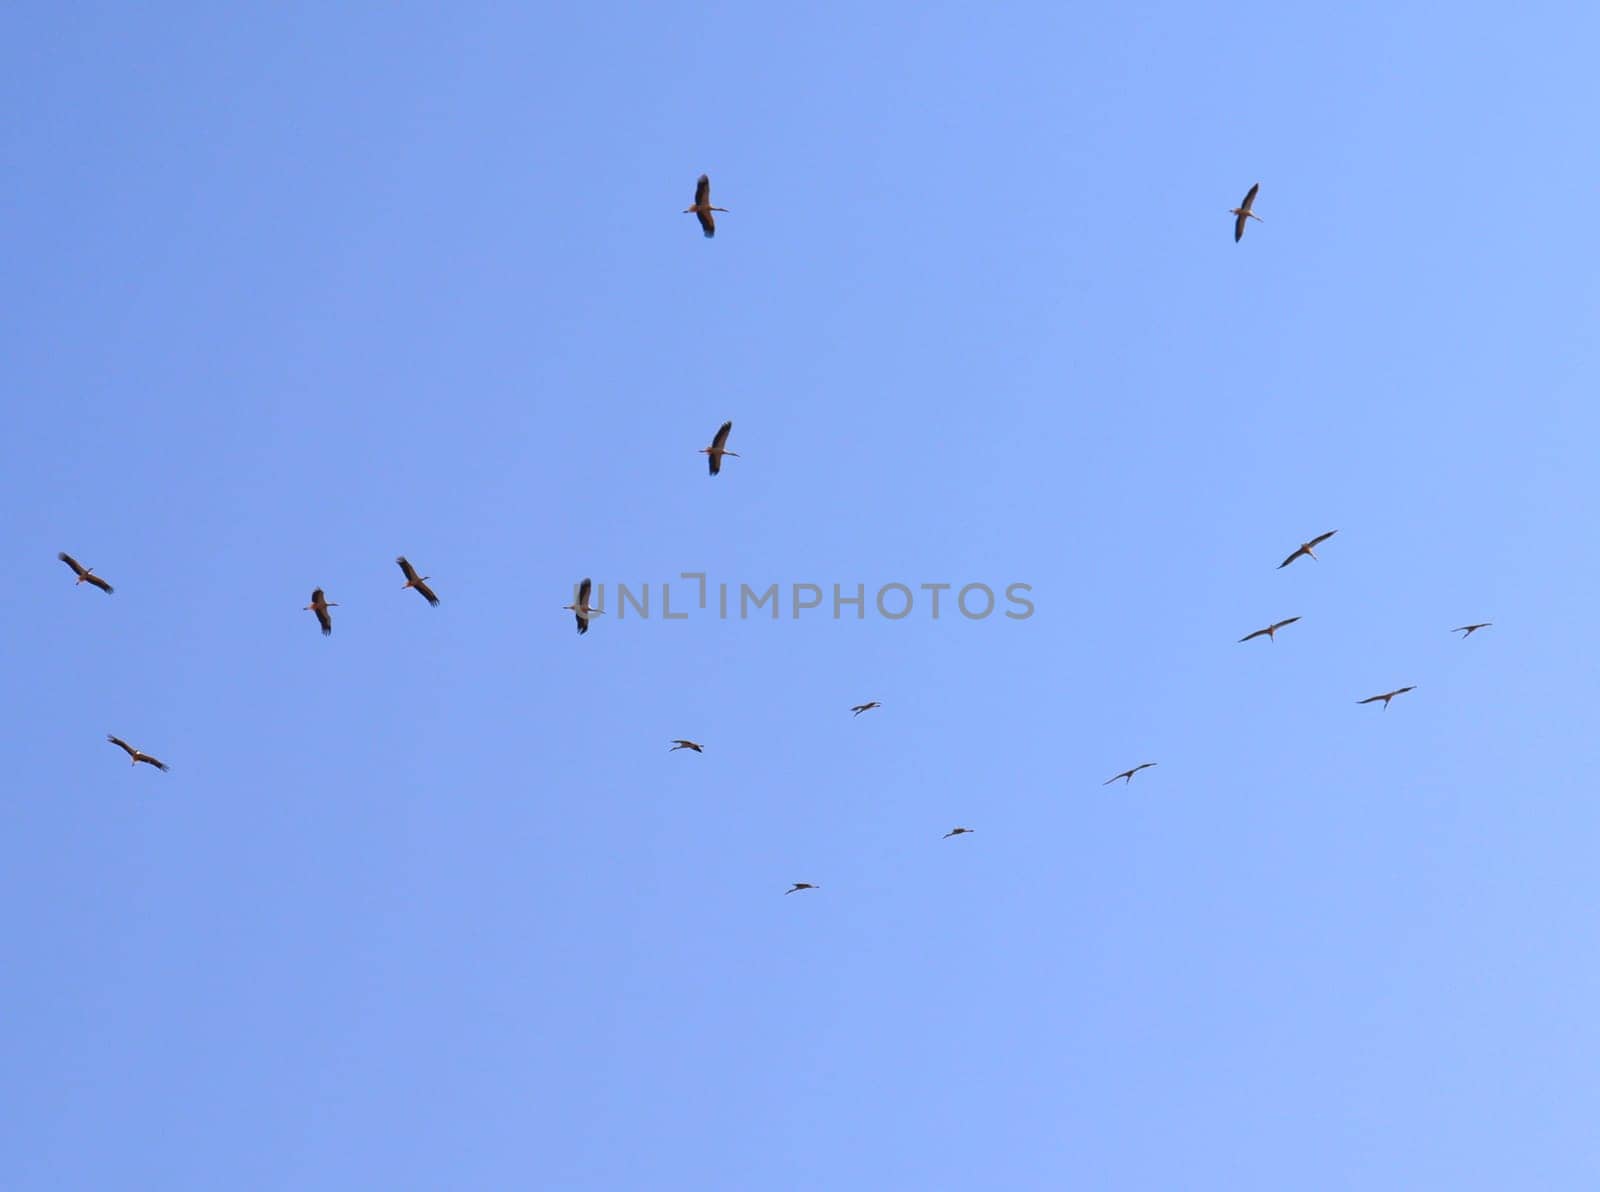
{"left": 396, "top": 556, "right": 418, "bottom": 582}
{"left": 1357, "top": 695, "right": 1383, "bottom": 704}
{"left": 1277, "top": 546, "right": 1305, "bottom": 569}
{"left": 107, "top": 734, "right": 136, "bottom": 757}
{"left": 696, "top": 208, "right": 716, "bottom": 238}
{"left": 695, "top": 174, "right": 710, "bottom": 206}
{"left": 415, "top": 580, "right": 439, "bottom": 607}
{"left": 141, "top": 754, "right": 170, "bottom": 772}
{"left": 1308, "top": 530, "right": 1338, "bottom": 548}
{"left": 1395, "top": 686, "right": 1416, "bottom": 695}
{"left": 86, "top": 573, "right": 114, "bottom": 593}
{"left": 58, "top": 551, "right": 86, "bottom": 576}
{"left": 1103, "top": 771, "right": 1128, "bottom": 785}
{"left": 578, "top": 578, "right": 592, "bottom": 607}
{"left": 311, "top": 588, "right": 325, "bottom": 604}
{"left": 1273, "top": 617, "right": 1302, "bottom": 631}
{"left": 1238, "top": 627, "right": 1269, "bottom": 642}
{"left": 708, "top": 450, "right": 721, "bottom": 476}
{"left": 1240, "top": 182, "right": 1259, "bottom": 212}
{"left": 1234, "top": 211, "right": 1248, "bottom": 242}
{"left": 712, "top": 421, "right": 732, "bottom": 451}
{"left": 316, "top": 606, "right": 332, "bottom": 635}
{"left": 575, "top": 612, "right": 588, "bottom": 635}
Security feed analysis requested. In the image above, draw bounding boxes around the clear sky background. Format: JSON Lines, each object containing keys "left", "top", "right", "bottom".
{"left": 4, "top": 3, "right": 1600, "bottom": 1188}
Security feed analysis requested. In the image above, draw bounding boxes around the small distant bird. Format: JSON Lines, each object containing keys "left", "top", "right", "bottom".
{"left": 1230, "top": 183, "right": 1262, "bottom": 242}
{"left": 564, "top": 577, "right": 603, "bottom": 635}
{"left": 1453, "top": 622, "right": 1492, "bottom": 638}
{"left": 851, "top": 701, "right": 882, "bottom": 716}
{"left": 1239, "top": 616, "right": 1302, "bottom": 644}
{"left": 669, "top": 739, "right": 703, "bottom": 753}
{"left": 684, "top": 174, "right": 727, "bottom": 238}
{"left": 58, "top": 552, "right": 113, "bottom": 593}
{"left": 785, "top": 882, "right": 819, "bottom": 895}
{"left": 700, "top": 420, "right": 738, "bottom": 476}
{"left": 943, "top": 827, "right": 974, "bottom": 839}
{"left": 304, "top": 588, "right": 337, "bottom": 636}
{"left": 395, "top": 557, "right": 439, "bottom": 607}
{"left": 1104, "top": 762, "right": 1157, "bottom": 785}
{"left": 107, "top": 734, "right": 168, "bottom": 772}
{"left": 1278, "top": 530, "right": 1338, "bottom": 569}
{"left": 1357, "top": 686, "right": 1416, "bottom": 709}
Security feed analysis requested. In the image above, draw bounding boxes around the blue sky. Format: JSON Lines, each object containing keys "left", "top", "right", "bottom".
{"left": 5, "top": 3, "right": 1600, "bottom": 1188}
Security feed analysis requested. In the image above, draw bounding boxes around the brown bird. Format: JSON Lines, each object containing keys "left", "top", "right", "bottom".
{"left": 669, "top": 739, "right": 703, "bottom": 753}
{"left": 1104, "top": 762, "right": 1157, "bottom": 785}
{"left": 563, "top": 577, "right": 603, "bottom": 635}
{"left": 943, "top": 827, "right": 974, "bottom": 839}
{"left": 1230, "top": 183, "right": 1262, "bottom": 242}
{"left": 395, "top": 557, "right": 439, "bottom": 607}
{"left": 304, "top": 588, "right": 337, "bottom": 636}
{"left": 683, "top": 174, "right": 727, "bottom": 238}
{"left": 107, "top": 734, "right": 169, "bottom": 772}
{"left": 785, "top": 882, "right": 819, "bottom": 895}
{"left": 58, "top": 552, "right": 113, "bottom": 594}
{"left": 1239, "top": 616, "right": 1302, "bottom": 643}
{"left": 1357, "top": 685, "right": 1416, "bottom": 709}
{"left": 1278, "top": 530, "right": 1338, "bottom": 569}
{"left": 699, "top": 420, "right": 738, "bottom": 476}
{"left": 1453, "top": 622, "right": 1492, "bottom": 638}
{"left": 851, "top": 701, "right": 882, "bottom": 716}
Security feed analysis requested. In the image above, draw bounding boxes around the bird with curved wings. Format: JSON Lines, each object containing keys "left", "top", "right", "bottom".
{"left": 683, "top": 174, "right": 727, "bottom": 238}
{"left": 107, "top": 734, "right": 169, "bottom": 772}
{"left": 396, "top": 557, "right": 439, "bottom": 607}
{"left": 1357, "top": 686, "right": 1416, "bottom": 709}
{"left": 700, "top": 421, "right": 738, "bottom": 476}
{"left": 669, "top": 739, "right": 703, "bottom": 753}
{"left": 1104, "top": 762, "right": 1157, "bottom": 785}
{"left": 785, "top": 882, "right": 819, "bottom": 895}
{"left": 1239, "top": 616, "right": 1302, "bottom": 643}
{"left": 851, "top": 701, "right": 882, "bottom": 716}
{"left": 1453, "top": 622, "right": 1492, "bottom": 638}
{"left": 564, "top": 577, "right": 603, "bottom": 635}
{"left": 1278, "top": 530, "right": 1338, "bottom": 569}
{"left": 1230, "top": 183, "right": 1262, "bottom": 242}
{"left": 943, "top": 827, "right": 974, "bottom": 839}
{"left": 304, "top": 589, "right": 337, "bottom": 636}
{"left": 58, "top": 552, "right": 113, "bottom": 593}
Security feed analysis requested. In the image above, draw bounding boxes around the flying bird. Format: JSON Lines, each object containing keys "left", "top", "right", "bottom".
{"left": 699, "top": 420, "right": 738, "bottom": 476}
{"left": 851, "top": 701, "right": 882, "bottom": 716}
{"left": 58, "top": 552, "right": 113, "bottom": 593}
{"left": 943, "top": 827, "right": 974, "bottom": 839}
{"left": 563, "top": 577, "right": 603, "bottom": 635}
{"left": 1230, "top": 183, "right": 1262, "bottom": 242}
{"left": 683, "top": 174, "right": 727, "bottom": 238}
{"left": 785, "top": 882, "right": 819, "bottom": 895}
{"left": 304, "top": 589, "right": 337, "bottom": 636}
{"left": 669, "top": 739, "right": 703, "bottom": 753}
{"left": 1357, "top": 686, "right": 1416, "bottom": 709}
{"left": 107, "top": 734, "right": 168, "bottom": 772}
{"left": 1239, "top": 616, "right": 1302, "bottom": 643}
{"left": 1453, "top": 622, "right": 1492, "bottom": 638}
{"left": 1278, "top": 530, "right": 1338, "bottom": 569}
{"left": 1104, "top": 762, "right": 1157, "bottom": 785}
{"left": 395, "top": 557, "right": 439, "bottom": 607}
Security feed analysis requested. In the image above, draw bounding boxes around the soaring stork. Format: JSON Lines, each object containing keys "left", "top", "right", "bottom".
{"left": 564, "top": 577, "right": 603, "bottom": 635}
{"left": 700, "top": 420, "right": 738, "bottom": 476}
{"left": 683, "top": 174, "right": 727, "bottom": 238}
{"left": 107, "top": 735, "right": 169, "bottom": 772}
{"left": 850, "top": 701, "right": 882, "bottom": 716}
{"left": 1238, "top": 616, "right": 1302, "bottom": 643}
{"left": 1104, "top": 762, "right": 1157, "bottom": 785}
{"left": 395, "top": 556, "right": 439, "bottom": 607}
{"left": 785, "top": 882, "right": 819, "bottom": 895}
{"left": 58, "top": 552, "right": 113, "bottom": 593}
{"left": 669, "top": 739, "right": 704, "bottom": 753}
{"left": 1357, "top": 686, "right": 1416, "bottom": 709}
{"left": 943, "top": 827, "right": 974, "bottom": 839}
{"left": 1278, "top": 530, "right": 1338, "bottom": 569}
{"left": 304, "top": 589, "right": 337, "bottom": 636}
{"left": 1230, "top": 183, "right": 1262, "bottom": 242}
{"left": 1453, "top": 622, "right": 1492, "bottom": 638}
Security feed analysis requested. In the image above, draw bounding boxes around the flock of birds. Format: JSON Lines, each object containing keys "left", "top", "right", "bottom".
{"left": 61, "top": 176, "right": 1493, "bottom": 895}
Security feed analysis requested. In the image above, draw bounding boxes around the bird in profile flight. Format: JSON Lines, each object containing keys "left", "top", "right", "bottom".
{"left": 58, "top": 552, "right": 113, "bottom": 593}
{"left": 1239, "top": 616, "right": 1302, "bottom": 644}
{"left": 1104, "top": 762, "right": 1157, "bottom": 785}
{"left": 684, "top": 174, "right": 728, "bottom": 238}
{"left": 304, "top": 589, "right": 337, "bottom": 636}
{"left": 1278, "top": 530, "right": 1338, "bottom": 569}
{"left": 785, "top": 882, "right": 819, "bottom": 895}
{"left": 395, "top": 557, "right": 439, "bottom": 607}
{"left": 943, "top": 827, "right": 974, "bottom": 839}
{"left": 1230, "top": 183, "right": 1262, "bottom": 242}
{"left": 851, "top": 701, "right": 882, "bottom": 716}
{"left": 669, "top": 739, "right": 703, "bottom": 753}
{"left": 700, "top": 420, "right": 738, "bottom": 476}
{"left": 1358, "top": 685, "right": 1416, "bottom": 709}
{"left": 1453, "top": 622, "right": 1492, "bottom": 638}
{"left": 564, "top": 577, "right": 603, "bottom": 635}
{"left": 107, "top": 734, "right": 169, "bottom": 772}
